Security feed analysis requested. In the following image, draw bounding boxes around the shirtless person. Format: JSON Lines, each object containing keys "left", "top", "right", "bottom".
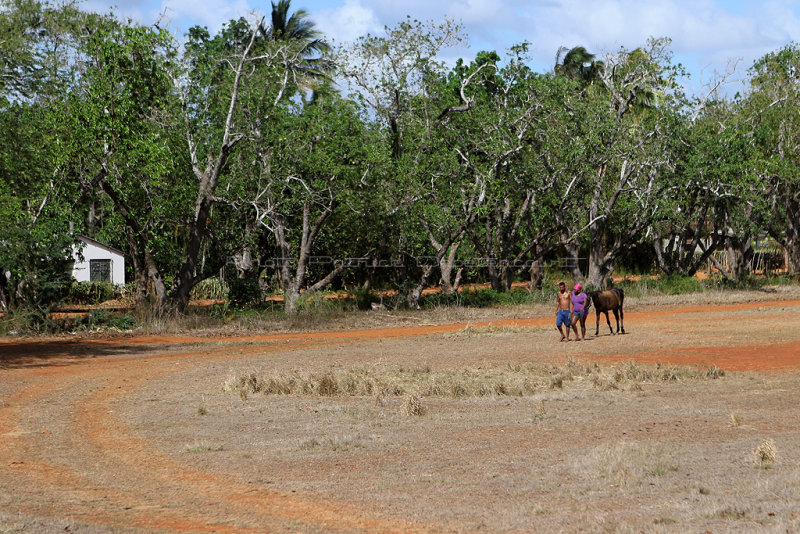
{"left": 570, "top": 284, "right": 591, "bottom": 341}
{"left": 555, "top": 281, "right": 572, "bottom": 341}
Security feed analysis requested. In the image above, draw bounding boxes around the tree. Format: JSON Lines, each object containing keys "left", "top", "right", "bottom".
{"left": 56, "top": 18, "right": 186, "bottom": 307}
{"left": 652, "top": 99, "right": 756, "bottom": 279}
{"left": 338, "top": 17, "right": 470, "bottom": 307}
{"left": 222, "top": 86, "right": 378, "bottom": 313}
{"left": 554, "top": 45, "right": 604, "bottom": 86}
{"left": 747, "top": 44, "right": 800, "bottom": 274}
{"left": 0, "top": 0, "right": 88, "bottom": 316}
{"left": 574, "top": 38, "right": 685, "bottom": 288}
{"left": 259, "top": 0, "right": 332, "bottom": 87}
{"left": 444, "top": 46, "right": 567, "bottom": 291}
{"left": 0, "top": 102, "right": 75, "bottom": 315}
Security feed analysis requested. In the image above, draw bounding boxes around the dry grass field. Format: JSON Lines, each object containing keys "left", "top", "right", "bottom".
{"left": 2, "top": 287, "right": 800, "bottom": 533}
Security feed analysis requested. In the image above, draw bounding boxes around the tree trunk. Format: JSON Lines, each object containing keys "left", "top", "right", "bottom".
{"left": 500, "top": 262, "right": 515, "bottom": 291}
{"left": 725, "top": 237, "right": 753, "bottom": 281}
{"left": 144, "top": 249, "right": 168, "bottom": 307}
{"left": 438, "top": 239, "right": 462, "bottom": 294}
{"left": 284, "top": 287, "right": 300, "bottom": 314}
{"left": 234, "top": 247, "right": 254, "bottom": 278}
{"left": 406, "top": 264, "right": 435, "bottom": 309}
{"left": 563, "top": 240, "right": 583, "bottom": 281}
{"left": 586, "top": 254, "right": 614, "bottom": 289}
{"left": 528, "top": 257, "right": 544, "bottom": 289}
{"left": 487, "top": 258, "right": 503, "bottom": 291}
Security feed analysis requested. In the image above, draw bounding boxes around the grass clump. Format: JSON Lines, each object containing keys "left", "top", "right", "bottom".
{"left": 730, "top": 412, "right": 742, "bottom": 427}
{"left": 753, "top": 439, "right": 778, "bottom": 468}
{"left": 74, "top": 310, "right": 138, "bottom": 331}
{"left": 401, "top": 395, "right": 425, "bottom": 416}
{"left": 530, "top": 402, "right": 546, "bottom": 423}
{"left": 186, "top": 441, "right": 224, "bottom": 453}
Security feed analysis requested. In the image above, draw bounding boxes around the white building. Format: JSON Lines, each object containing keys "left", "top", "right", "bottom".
{"left": 71, "top": 235, "right": 125, "bottom": 286}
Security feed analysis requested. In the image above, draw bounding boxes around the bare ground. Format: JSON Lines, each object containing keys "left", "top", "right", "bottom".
{"left": 2, "top": 287, "right": 800, "bottom": 533}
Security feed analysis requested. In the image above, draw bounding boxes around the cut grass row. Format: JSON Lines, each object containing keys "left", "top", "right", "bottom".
{"left": 223, "top": 359, "right": 725, "bottom": 402}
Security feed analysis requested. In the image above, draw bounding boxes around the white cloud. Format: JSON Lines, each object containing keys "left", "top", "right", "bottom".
{"left": 313, "top": 0, "right": 382, "bottom": 44}
{"left": 156, "top": 0, "right": 255, "bottom": 33}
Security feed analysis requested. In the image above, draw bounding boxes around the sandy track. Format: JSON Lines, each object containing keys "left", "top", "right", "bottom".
{"left": 2, "top": 298, "right": 800, "bottom": 532}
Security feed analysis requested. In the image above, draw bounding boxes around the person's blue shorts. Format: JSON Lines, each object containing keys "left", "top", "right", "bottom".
{"left": 556, "top": 309, "right": 571, "bottom": 327}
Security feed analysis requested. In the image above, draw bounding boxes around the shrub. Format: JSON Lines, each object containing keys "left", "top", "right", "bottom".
{"left": 420, "top": 287, "right": 533, "bottom": 309}
{"left": 74, "top": 310, "right": 137, "bottom": 331}
{"left": 354, "top": 286, "right": 381, "bottom": 310}
{"left": 67, "top": 281, "right": 120, "bottom": 304}
{"left": 228, "top": 277, "right": 263, "bottom": 308}
{"left": 190, "top": 278, "right": 229, "bottom": 300}
{"left": 401, "top": 395, "right": 424, "bottom": 416}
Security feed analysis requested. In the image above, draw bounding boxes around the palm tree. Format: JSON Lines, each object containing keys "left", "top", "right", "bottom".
{"left": 554, "top": 46, "right": 604, "bottom": 86}
{"left": 259, "top": 0, "right": 332, "bottom": 88}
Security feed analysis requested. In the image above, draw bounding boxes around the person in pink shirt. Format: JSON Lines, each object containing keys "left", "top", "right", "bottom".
{"left": 570, "top": 283, "right": 591, "bottom": 341}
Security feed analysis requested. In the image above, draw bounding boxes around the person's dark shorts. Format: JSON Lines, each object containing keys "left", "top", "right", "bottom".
{"left": 573, "top": 309, "right": 588, "bottom": 320}
{"left": 556, "top": 309, "right": 571, "bottom": 327}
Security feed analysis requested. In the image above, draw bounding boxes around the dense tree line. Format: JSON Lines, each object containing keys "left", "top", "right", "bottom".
{"left": 2, "top": 0, "right": 799, "bottom": 315}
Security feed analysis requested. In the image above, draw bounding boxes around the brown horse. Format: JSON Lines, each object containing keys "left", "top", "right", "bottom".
{"left": 587, "top": 288, "right": 625, "bottom": 336}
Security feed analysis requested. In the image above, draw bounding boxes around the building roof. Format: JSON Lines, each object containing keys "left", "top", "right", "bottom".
{"left": 76, "top": 235, "right": 124, "bottom": 256}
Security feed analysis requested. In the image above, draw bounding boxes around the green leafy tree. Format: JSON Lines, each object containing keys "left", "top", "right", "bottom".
{"left": 221, "top": 86, "right": 378, "bottom": 313}
{"left": 442, "top": 46, "right": 567, "bottom": 291}
{"left": 338, "top": 17, "right": 470, "bottom": 307}
{"left": 567, "top": 38, "right": 686, "bottom": 288}
{"left": 259, "top": 0, "right": 332, "bottom": 88}
{"left": 747, "top": 43, "right": 800, "bottom": 274}
{"left": 652, "top": 98, "right": 757, "bottom": 279}
{"left": 0, "top": 0, "right": 88, "bottom": 316}
{"left": 554, "top": 45, "right": 604, "bottom": 86}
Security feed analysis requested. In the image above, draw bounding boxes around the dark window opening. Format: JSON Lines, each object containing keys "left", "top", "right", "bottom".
{"left": 90, "top": 259, "right": 111, "bottom": 283}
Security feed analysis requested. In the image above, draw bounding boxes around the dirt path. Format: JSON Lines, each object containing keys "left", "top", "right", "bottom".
{"left": 2, "top": 298, "right": 800, "bottom": 532}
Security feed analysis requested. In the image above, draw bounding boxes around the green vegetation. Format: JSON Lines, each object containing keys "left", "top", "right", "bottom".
{"left": 2, "top": 0, "right": 800, "bottom": 326}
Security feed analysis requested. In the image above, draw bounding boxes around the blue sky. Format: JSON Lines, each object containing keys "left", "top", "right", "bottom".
{"left": 85, "top": 0, "right": 800, "bottom": 96}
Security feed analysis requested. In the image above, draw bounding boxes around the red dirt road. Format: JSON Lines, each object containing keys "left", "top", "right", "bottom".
{"left": 2, "top": 297, "right": 800, "bottom": 532}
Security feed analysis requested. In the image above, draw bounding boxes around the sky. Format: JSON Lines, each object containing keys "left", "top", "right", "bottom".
{"left": 83, "top": 0, "right": 800, "bottom": 96}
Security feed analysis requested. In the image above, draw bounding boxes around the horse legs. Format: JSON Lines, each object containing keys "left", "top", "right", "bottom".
{"left": 595, "top": 311, "right": 601, "bottom": 336}
{"left": 612, "top": 308, "right": 620, "bottom": 334}
{"left": 605, "top": 311, "right": 613, "bottom": 334}
{"left": 619, "top": 305, "right": 625, "bottom": 333}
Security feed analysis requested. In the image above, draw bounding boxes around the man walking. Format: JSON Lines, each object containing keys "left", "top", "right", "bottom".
{"left": 555, "top": 281, "right": 572, "bottom": 341}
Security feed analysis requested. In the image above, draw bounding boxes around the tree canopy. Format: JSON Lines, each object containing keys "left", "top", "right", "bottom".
{"left": 2, "top": 3, "right": 798, "bottom": 317}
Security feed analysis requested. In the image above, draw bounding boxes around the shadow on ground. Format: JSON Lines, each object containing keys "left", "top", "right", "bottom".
{"left": 0, "top": 339, "right": 176, "bottom": 370}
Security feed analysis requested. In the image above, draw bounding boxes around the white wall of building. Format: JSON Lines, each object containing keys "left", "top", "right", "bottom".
{"left": 71, "top": 237, "right": 125, "bottom": 286}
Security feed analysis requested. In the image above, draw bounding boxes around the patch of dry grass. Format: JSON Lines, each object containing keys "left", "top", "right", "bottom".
{"left": 298, "top": 434, "right": 366, "bottom": 452}
{"left": 446, "top": 324, "right": 544, "bottom": 337}
{"left": 730, "top": 412, "right": 742, "bottom": 427}
{"left": 575, "top": 439, "right": 679, "bottom": 487}
{"left": 223, "top": 359, "right": 724, "bottom": 402}
{"left": 186, "top": 441, "right": 224, "bottom": 453}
